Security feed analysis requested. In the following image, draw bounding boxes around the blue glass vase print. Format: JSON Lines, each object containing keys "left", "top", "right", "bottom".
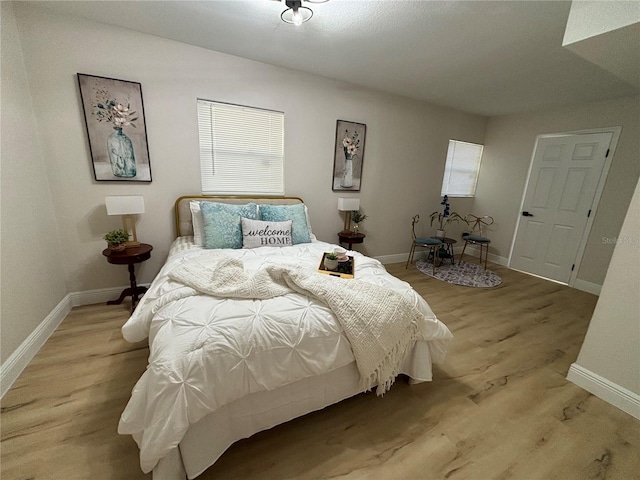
{"left": 107, "top": 127, "right": 136, "bottom": 178}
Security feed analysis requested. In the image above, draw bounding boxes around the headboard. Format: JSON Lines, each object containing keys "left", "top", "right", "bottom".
{"left": 174, "top": 195, "right": 304, "bottom": 237}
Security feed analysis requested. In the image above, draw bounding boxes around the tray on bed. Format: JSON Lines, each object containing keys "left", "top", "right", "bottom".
{"left": 318, "top": 253, "right": 355, "bottom": 279}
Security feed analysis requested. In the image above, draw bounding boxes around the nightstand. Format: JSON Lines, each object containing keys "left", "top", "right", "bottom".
{"left": 338, "top": 231, "right": 365, "bottom": 251}
{"left": 102, "top": 243, "right": 153, "bottom": 312}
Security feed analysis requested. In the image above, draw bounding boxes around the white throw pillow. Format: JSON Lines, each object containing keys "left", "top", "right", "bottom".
{"left": 241, "top": 218, "right": 292, "bottom": 249}
{"left": 304, "top": 204, "right": 316, "bottom": 241}
{"left": 190, "top": 201, "right": 204, "bottom": 246}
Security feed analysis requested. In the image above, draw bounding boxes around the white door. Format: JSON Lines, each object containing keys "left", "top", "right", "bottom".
{"left": 510, "top": 132, "right": 613, "bottom": 283}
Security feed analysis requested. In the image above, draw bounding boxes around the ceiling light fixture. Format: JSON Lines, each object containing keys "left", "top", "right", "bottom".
{"left": 280, "top": 0, "right": 328, "bottom": 26}
{"left": 281, "top": 1, "right": 312, "bottom": 25}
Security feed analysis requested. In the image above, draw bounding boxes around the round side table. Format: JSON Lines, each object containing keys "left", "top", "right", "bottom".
{"left": 338, "top": 231, "right": 365, "bottom": 251}
{"left": 431, "top": 237, "right": 457, "bottom": 265}
{"left": 102, "top": 243, "right": 153, "bottom": 312}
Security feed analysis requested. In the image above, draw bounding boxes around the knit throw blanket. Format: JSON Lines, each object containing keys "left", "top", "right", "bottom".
{"left": 168, "top": 252, "right": 422, "bottom": 394}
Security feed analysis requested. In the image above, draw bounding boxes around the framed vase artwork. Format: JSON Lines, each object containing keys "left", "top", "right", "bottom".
{"left": 332, "top": 120, "right": 366, "bottom": 191}
{"left": 77, "top": 73, "right": 152, "bottom": 182}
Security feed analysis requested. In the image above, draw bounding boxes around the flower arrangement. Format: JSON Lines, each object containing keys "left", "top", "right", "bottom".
{"left": 342, "top": 129, "right": 360, "bottom": 158}
{"left": 429, "top": 195, "right": 467, "bottom": 230}
{"left": 93, "top": 87, "right": 138, "bottom": 129}
{"left": 351, "top": 210, "right": 367, "bottom": 225}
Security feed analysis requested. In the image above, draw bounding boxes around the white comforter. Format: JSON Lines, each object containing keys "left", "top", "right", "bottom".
{"left": 119, "top": 238, "right": 452, "bottom": 474}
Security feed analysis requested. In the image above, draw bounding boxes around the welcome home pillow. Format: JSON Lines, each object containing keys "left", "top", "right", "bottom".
{"left": 259, "top": 204, "right": 312, "bottom": 245}
{"left": 241, "top": 218, "right": 292, "bottom": 249}
{"left": 201, "top": 201, "right": 258, "bottom": 249}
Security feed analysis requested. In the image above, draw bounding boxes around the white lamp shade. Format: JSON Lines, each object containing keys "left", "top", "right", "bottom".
{"left": 338, "top": 197, "right": 360, "bottom": 211}
{"left": 105, "top": 195, "right": 145, "bottom": 215}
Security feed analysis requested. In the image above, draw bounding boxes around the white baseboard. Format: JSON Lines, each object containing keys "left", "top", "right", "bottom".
{"left": 0, "top": 294, "right": 72, "bottom": 398}
{"left": 573, "top": 279, "right": 602, "bottom": 296}
{"left": 0, "top": 284, "right": 148, "bottom": 399}
{"left": 375, "top": 247, "right": 509, "bottom": 267}
{"left": 567, "top": 363, "right": 640, "bottom": 420}
{"left": 459, "top": 245, "right": 509, "bottom": 266}
{"left": 69, "top": 285, "right": 142, "bottom": 307}
{"left": 374, "top": 253, "right": 410, "bottom": 265}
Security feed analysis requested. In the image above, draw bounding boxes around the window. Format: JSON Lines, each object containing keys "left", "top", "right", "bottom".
{"left": 197, "top": 100, "right": 284, "bottom": 195}
{"left": 441, "top": 140, "right": 484, "bottom": 197}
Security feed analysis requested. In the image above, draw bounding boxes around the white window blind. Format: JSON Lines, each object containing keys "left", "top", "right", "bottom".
{"left": 441, "top": 140, "right": 484, "bottom": 197}
{"left": 197, "top": 100, "right": 284, "bottom": 195}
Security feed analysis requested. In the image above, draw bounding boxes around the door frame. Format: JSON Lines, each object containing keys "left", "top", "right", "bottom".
{"left": 508, "top": 126, "right": 622, "bottom": 288}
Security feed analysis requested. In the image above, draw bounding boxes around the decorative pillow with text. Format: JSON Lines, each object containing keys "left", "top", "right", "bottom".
{"left": 241, "top": 218, "right": 293, "bottom": 249}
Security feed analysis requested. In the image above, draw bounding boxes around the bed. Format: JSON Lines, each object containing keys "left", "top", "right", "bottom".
{"left": 118, "top": 195, "right": 453, "bottom": 480}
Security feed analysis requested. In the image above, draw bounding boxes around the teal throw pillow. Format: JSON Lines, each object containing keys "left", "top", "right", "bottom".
{"left": 259, "top": 204, "right": 312, "bottom": 245}
{"left": 200, "top": 202, "right": 258, "bottom": 249}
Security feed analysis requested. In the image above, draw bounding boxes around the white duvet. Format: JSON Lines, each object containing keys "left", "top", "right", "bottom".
{"left": 118, "top": 238, "right": 453, "bottom": 474}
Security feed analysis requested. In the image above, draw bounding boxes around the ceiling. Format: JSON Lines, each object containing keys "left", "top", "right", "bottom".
{"left": 30, "top": 0, "right": 639, "bottom": 117}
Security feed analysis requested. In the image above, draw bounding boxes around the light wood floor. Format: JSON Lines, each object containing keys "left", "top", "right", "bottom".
{"left": 2, "top": 261, "right": 639, "bottom": 480}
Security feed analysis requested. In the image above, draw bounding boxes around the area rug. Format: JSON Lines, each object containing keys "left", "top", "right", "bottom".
{"left": 415, "top": 259, "right": 502, "bottom": 288}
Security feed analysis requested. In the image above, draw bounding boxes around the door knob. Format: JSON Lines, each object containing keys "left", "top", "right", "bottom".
{"left": 522, "top": 211, "right": 534, "bottom": 217}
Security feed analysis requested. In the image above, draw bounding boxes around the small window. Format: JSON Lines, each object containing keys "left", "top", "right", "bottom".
{"left": 197, "top": 100, "right": 284, "bottom": 195}
{"left": 441, "top": 140, "right": 484, "bottom": 197}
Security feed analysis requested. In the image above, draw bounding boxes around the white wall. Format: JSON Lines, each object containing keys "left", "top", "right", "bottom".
{"left": 563, "top": 0, "right": 640, "bottom": 45}
{"left": 1, "top": 4, "right": 486, "bottom": 363}
{"left": 11, "top": 2, "right": 487, "bottom": 294}
{"left": 563, "top": 1, "right": 640, "bottom": 89}
{"left": 0, "top": 3, "right": 68, "bottom": 364}
{"left": 568, "top": 177, "right": 640, "bottom": 417}
{"left": 476, "top": 95, "right": 640, "bottom": 287}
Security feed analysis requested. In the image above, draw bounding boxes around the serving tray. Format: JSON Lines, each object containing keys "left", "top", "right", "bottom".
{"left": 317, "top": 253, "right": 355, "bottom": 279}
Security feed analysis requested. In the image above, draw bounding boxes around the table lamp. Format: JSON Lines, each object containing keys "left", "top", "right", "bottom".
{"left": 338, "top": 197, "right": 360, "bottom": 233}
{"left": 105, "top": 195, "right": 145, "bottom": 247}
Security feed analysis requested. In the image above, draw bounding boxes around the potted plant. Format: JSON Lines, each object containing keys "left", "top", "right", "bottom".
{"left": 104, "top": 229, "right": 130, "bottom": 251}
{"left": 351, "top": 210, "right": 368, "bottom": 233}
{"left": 324, "top": 252, "right": 339, "bottom": 271}
{"left": 429, "top": 195, "right": 467, "bottom": 239}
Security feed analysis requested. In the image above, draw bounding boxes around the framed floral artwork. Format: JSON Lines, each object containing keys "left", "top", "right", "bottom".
{"left": 77, "top": 73, "right": 152, "bottom": 182}
{"left": 332, "top": 120, "right": 366, "bottom": 191}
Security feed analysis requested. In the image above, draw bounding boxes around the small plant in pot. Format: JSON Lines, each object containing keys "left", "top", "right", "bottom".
{"left": 324, "top": 252, "right": 339, "bottom": 271}
{"left": 429, "top": 195, "right": 467, "bottom": 239}
{"left": 104, "top": 229, "right": 129, "bottom": 251}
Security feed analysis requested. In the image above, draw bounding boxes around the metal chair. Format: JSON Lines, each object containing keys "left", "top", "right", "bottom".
{"left": 460, "top": 214, "right": 494, "bottom": 269}
{"left": 406, "top": 215, "right": 443, "bottom": 274}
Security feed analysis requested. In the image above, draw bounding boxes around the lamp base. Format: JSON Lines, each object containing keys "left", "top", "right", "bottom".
{"left": 342, "top": 211, "right": 352, "bottom": 234}
{"left": 122, "top": 214, "right": 140, "bottom": 248}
